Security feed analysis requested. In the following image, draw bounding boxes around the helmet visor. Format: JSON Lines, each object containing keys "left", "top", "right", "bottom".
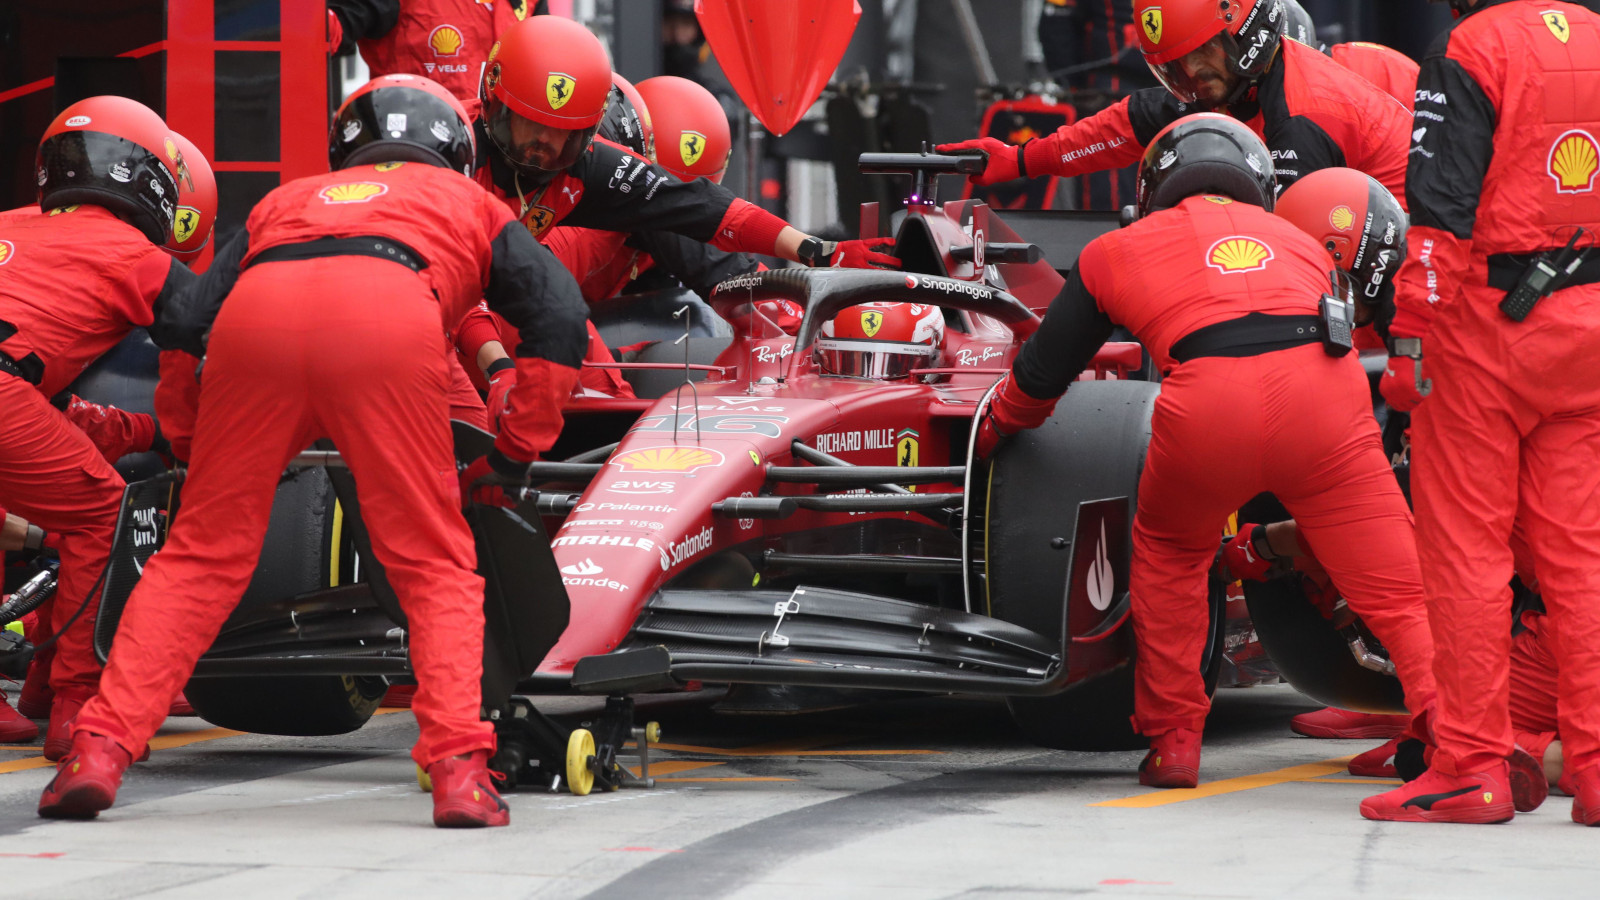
{"left": 817, "top": 340, "right": 937, "bottom": 379}
{"left": 1146, "top": 36, "right": 1233, "bottom": 109}
{"left": 484, "top": 98, "right": 598, "bottom": 178}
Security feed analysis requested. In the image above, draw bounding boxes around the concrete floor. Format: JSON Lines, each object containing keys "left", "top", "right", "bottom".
{"left": 0, "top": 684, "right": 1592, "bottom": 899}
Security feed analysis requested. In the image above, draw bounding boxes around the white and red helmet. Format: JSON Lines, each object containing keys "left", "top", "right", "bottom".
{"left": 817, "top": 302, "right": 944, "bottom": 379}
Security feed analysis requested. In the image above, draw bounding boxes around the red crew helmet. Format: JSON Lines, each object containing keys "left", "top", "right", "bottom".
{"left": 163, "top": 131, "right": 217, "bottom": 263}
{"left": 636, "top": 76, "right": 732, "bottom": 183}
{"left": 1135, "top": 0, "right": 1286, "bottom": 106}
{"left": 330, "top": 74, "right": 477, "bottom": 174}
{"left": 599, "top": 72, "right": 656, "bottom": 162}
{"left": 817, "top": 302, "right": 945, "bottom": 379}
{"left": 1276, "top": 166, "right": 1407, "bottom": 308}
{"left": 480, "top": 16, "right": 613, "bottom": 184}
{"left": 37, "top": 96, "right": 180, "bottom": 245}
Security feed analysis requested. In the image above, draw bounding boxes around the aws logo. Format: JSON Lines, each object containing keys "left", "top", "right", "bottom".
{"left": 610, "top": 446, "right": 725, "bottom": 474}
{"left": 1206, "top": 236, "right": 1274, "bottom": 274}
{"left": 429, "top": 24, "right": 463, "bottom": 57}
{"left": 1549, "top": 129, "right": 1599, "bottom": 194}
{"left": 319, "top": 182, "right": 388, "bottom": 204}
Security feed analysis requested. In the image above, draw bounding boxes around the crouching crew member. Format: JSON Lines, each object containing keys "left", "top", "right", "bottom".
{"left": 39, "top": 75, "right": 589, "bottom": 828}
{"left": 975, "top": 115, "right": 1441, "bottom": 793}
{"left": 1363, "top": 0, "right": 1600, "bottom": 826}
{"left": 0, "top": 97, "right": 198, "bottom": 760}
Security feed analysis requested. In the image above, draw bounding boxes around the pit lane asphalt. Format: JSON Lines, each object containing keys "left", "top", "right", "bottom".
{"left": 1, "top": 685, "right": 1592, "bottom": 899}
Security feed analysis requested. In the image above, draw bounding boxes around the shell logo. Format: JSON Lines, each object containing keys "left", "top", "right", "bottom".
{"left": 375, "top": 161, "right": 406, "bottom": 172}
{"left": 1329, "top": 205, "right": 1355, "bottom": 232}
{"left": 1206, "top": 236, "right": 1274, "bottom": 274}
{"left": 319, "top": 182, "right": 389, "bottom": 204}
{"left": 429, "top": 24, "right": 464, "bottom": 57}
{"left": 0, "top": 240, "right": 13, "bottom": 266}
{"left": 47, "top": 205, "right": 79, "bottom": 216}
{"left": 1549, "top": 130, "right": 1599, "bottom": 194}
{"left": 610, "top": 446, "right": 726, "bottom": 474}
{"left": 1140, "top": 7, "right": 1162, "bottom": 44}
{"left": 680, "top": 130, "right": 707, "bottom": 168}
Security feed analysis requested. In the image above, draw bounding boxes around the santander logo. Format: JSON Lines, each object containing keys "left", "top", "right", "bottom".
{"left": 560, "top": 558, "right": 602, "bottom": 576}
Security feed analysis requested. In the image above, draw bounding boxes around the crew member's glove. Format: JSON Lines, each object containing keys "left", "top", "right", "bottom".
{"left": 1221, "top": 524, "right": 1276, "bottom": 582}
{"left": 1380, "top": 338, "right": 1431, "bottom": 412}
{"left": 975, "top": 374, "right": 1060, "bottom": 460}
{"left": 459, "top": 452, "right": 531, "bottom": 510}
{"left": 935, "top": 137, "right": 1023, "bottom": 186}
{"left": 484, "top": 360, "right": 517, "bottom": 436}
{"left": 827, "top": 240, "right": 901, "bottom": 270}
{"left": 21, "top": 523, "right": 59, "bottom": 561}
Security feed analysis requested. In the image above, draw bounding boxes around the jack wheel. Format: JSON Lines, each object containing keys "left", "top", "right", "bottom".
{"left": 416, "top": 763, "right": 432, "bottom": 793}
{"left": 567, "top": 728, "right": 597, "bottom": 796}
{"left": 644, "top": 721, "right": 661, "bottom": 744}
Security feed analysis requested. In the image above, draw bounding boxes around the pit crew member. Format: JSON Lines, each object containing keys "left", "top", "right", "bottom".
{"left": 38, "top": 75, "right": 588, "bottom": 827}
{"left": 328, "top": 0, "right": 539, "bottom": 103}
{"left": 938, "top": 0, "right": 1413, "bottom": 203}
{"left": 975, "top": 114, "right": 1442, "bottom": 793}
{"left": 1363, "top": 0, "right": 1600, "bottom": 826}
{"left": 1278, "top": 0, "right": 1421, "bottom": 110}
{"left": 0, "top": 97, "right": 199, "bottom": 761}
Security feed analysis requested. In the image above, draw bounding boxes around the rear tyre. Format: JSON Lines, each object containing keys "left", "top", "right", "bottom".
{"left": 183, "top": 470, "right": 388, "bottom": 736}
{"left": 986, "top": 381, "right": 1226, "bottom": 751}
{"left": 623, "top": 334, "right": 733, "bottom": 400}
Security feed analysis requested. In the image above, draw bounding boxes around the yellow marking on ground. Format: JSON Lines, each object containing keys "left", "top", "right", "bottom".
{"left": 1298, "top": 776, "right": 1402, "bottom": 786}
{"left": 647, "top": 738, "right": 942, "bottom": 757}
{"left": 627, "top": 759, "right": 724, "bottom": 778}
{"left": 1091, "top": 756, "right": 1355, "bottom": 808}
{"left": 0, "top": 726, "right": 245, "bottom": 776}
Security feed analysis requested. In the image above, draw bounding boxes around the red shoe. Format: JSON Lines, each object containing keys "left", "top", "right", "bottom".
{"left": 1291, "top": 707, "right": 1408, "bottom": 740}
{"left": 43, "top": 696, "right": 83, "bottom": 761}
{"left": 17, "top": 650, "right": 54, "bottom": 719}
{"left": 382, "top": 684, "right": 417, "bottom": 709}
{"left": 37, "top": 732, "right": 131, "bottom": 819}
{"left": 1349, "top": 738, "right": 1400, "bottom": 778}
{"left": 169, "top": 693, "right": 196, "bottom": 717}
{"left": 1572, "top": 766, "right": 1600, "bottom": 826}
{"left": 0, "top": 691, "right": 38, "bottom": 743}
{"left": 1508, "top": 747, "right": 1549, "bottom": 813}
{"left": 1360, "top": 762, "right": 1514, "bottom": 824}
{"left": 427, "top": 750, "right": 510, "bottom": 828}
{"left": 1139, "top": 728, "right": 1201, "bottom": 789}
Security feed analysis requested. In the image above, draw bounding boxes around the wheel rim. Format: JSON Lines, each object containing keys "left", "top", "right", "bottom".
{"left": 416, "top": 763, "right": 432, "bottom": 793}
{"left": 566, "top": 728, "right": 597, "bottom": 796}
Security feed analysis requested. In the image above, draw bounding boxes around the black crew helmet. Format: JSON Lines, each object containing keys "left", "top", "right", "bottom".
{"left": 329, "top": 74, "right": 477, "bottom": 175}
{"left": 1136, "top": 112, "right": 1277, "bottom": 216}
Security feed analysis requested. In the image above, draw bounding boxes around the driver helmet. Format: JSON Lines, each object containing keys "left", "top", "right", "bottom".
{"left": 37, "top": 95, "right": 180, "bottom": 246}
{"left": 1136, "top": 112, "right": 1275, "bottom": 216}
{"left": 601, "top": 72, "right": 655, "bottom": 162}
{"left": 1135, "top": 0, "right": 1285, "bottom": 108}
{"left": 1278, "top": 0, "right": 1318, "bottom": 49}
{"left": 163, "top": 131, "right": 217, "bottom": 263}
{"left": 817, "top": 302, "right": 944, "bottom": 378}
{"left": 1275, "top": 167, "right": 1406, "bottom": 309}
{"left": 480, "top": 16, "right": 612, "bottom": 186}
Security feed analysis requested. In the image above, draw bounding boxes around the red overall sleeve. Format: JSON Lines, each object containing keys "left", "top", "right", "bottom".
{"left": 62, "top": 396, "right": 155, "bottom": 463}
{"left": 154, "top": 350, "right": 203, "bottom": 463}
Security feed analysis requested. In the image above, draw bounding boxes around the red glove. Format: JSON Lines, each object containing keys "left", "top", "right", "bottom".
{"left": 974, "top": 415, "right": 1005, "bottom": 460}
{"left": 1380, "top": 353, "right": 1431, "bottom": 413}
{"left": 1221, "top": 524, "right": 1275, "bottom": 582}
{"left": 829, "top": 240, "right": 900, "bottom": 270}
{"left": 326, "top": 9, "right": 344, "bottom": 53}
{"left": 975, "top": 374, "right": 1060, "bottom": 459}
{"left": 459, "top": 453, "right": 529, "bottom": 510}
{"left": 484, "top": 362, "right": 517, "bottom": 435}
{"left": 935, "top": 138, "right": 1022, "bottom": 186}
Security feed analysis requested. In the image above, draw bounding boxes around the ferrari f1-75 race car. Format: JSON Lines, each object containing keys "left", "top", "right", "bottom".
{"left": 38, "top": 152, "right": 1402, "bottom": 794}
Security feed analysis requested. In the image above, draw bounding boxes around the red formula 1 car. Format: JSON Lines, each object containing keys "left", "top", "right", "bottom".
{"left": 74, "top": 153, "right": 1398, "bottom": 794}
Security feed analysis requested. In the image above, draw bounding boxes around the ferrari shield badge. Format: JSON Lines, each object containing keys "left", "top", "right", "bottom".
{"left": 173, "top": 206, "right": 200, "bottom": 244}
{"left": 1141, "top": 7, "right": 1163, "bottom": 45}
{"left": 1544, "top": 10, "right": 1571, "bottom": 43}
{"left": 680, "top": 130, "right": 708, "bottom": 168}
{"left": 861, "top": 310, "right": 884, "bottom": 337}
{"left": 547, "top": 72, "right": 575, "bottom": 110}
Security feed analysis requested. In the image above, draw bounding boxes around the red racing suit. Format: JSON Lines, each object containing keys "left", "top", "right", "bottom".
{"left": 1330, "top": 42, "right": 1420, "bottom": 111}
{"left": 0, "top": 206, "right": 195, "bottom": 708}
{"left": 74, "top": 160, "right": 589, "bottom": 769}
{"left": 1391, "top": 0, "right": 1600, "bottom": 779}
{"left": 1014, "top": 37, "right": 1412, "bottom": 201}
{"left": 996, "top": 196, "right": 1437, "bottom": 738}
{"left": 329, "top": 0, "right": 531, "bottom": 104}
